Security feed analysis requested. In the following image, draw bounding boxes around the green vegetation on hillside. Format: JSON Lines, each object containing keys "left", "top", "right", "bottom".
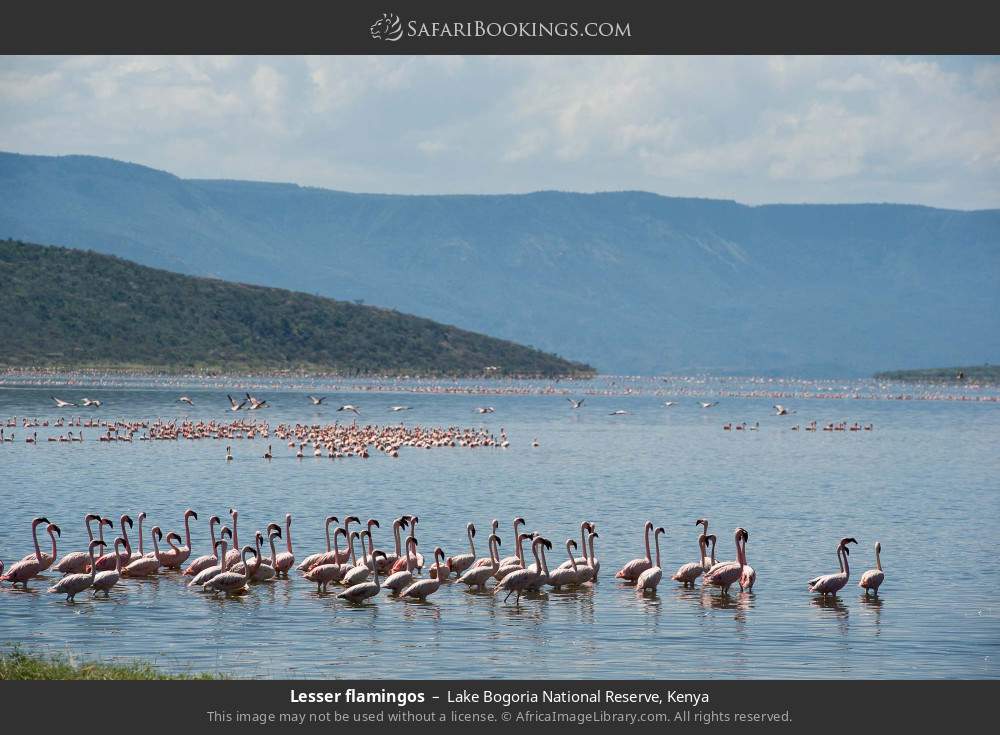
{"left": 0, "top": 240, "right": 594, "bottom": 377}
{"left": 874, "top": 365, "right": 999, "bottom": 383}
{"left": 0, "top": 647, "right": 217, "bottom": 680}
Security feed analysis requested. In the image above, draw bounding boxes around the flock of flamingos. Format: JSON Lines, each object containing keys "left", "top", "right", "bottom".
{"left": 0, "top": 510, "right": 886, "bottom": 605}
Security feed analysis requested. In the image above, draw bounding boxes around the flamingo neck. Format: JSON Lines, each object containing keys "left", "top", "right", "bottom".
{"left": 406, "top": 540, "right": 416, "bottom": 573}
{"left": 539, "top": 544, "right": 550, "bottom": 576}
{"left": 183, "top": 515, "right": 193, "bottom": 550}
{"left": 27, "top": 521, "right": 40, "bottom": 562}
{"left": 392, "top": 522, "right": 402, "bottom": 556}
{"left": 85, "top": 516, "right": 95, "bottom": 542}
{"left": 697, "top": 535, "right": 706, "bottom": 566}
{"left": 735, "top": 534, "right": 746, "bottom": 569}
{"left": 468, "top": 527, "right": 476, "bottom": 557}
{"left": 841, "top": 547, "right": 850, "bottom": 578}
{"left": 324, "top": 521, "right": 332, "bottom": 553}
{"left": 516, "top": 534, "right": 527, "bottom": 563}
{"left": 114, "top": 541, "right": 125, "bottom": 572}
{"left": 875, "top": 548, "right": 882, "bottom": 572}
{"left": 209, "top": 521, "right": 218, "bottom": 554}
{"left": 567, "top": 542, "right": 578, "bottom": 572}
{"left": 643, "top": 525, "right": 652, "bottom": 562}
{"left": 285, "top": 517, "right": 293, "bottom": 554}
{"left": 136, "top": 518, "right": 145, "bottom": 555}
{"left": 231, "top": 515, "right": 239, "bottom": 549}
{"left": 48, "top": 528, "right": 58, "bottom": 559}
{"left": 578, "top": 524, "right": 590, "bottom": 564}
{"left": 588, "top": 534, "right": 597, "bottom": 568}
{"left": 654, "top": 534, "right": 662, "bottom": 568}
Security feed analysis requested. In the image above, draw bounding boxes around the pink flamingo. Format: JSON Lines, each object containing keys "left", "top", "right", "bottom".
{"left": 494, "top": 537, "right": 552, "bottom": 604}
{"left": 703, "top": 528, "right": 750, "bottom": 595}
{"left": 296, "top": 515, "right": 338, "bottom": 572}
{"left": 338, "top": 550, "right": 388, "bottom": 602}
{"left": 204, "top": 545, "right": 259, "bottom": 595}
{"left": 48, "top": 540, "right": 102, "bottom": 601}
{"left": 546, "top": 538, "right": 583, "bottom": 590}
{"left": 273, "top": 513, "right": 295, "bottom": 577}
{"left": 53, "top": 514, "right": 102, "bottom": 574}
{"left": 858, "top": 541, "right": 885, "bottom": 596}
{"left": 92, "top": 514, "right": 133, "bottom": 572}
{"left": 615, "top": 521, "right": 654, "bottom": 582}
{"left": 497, "top": 517, "right": 527, "bottom": 566}
{"left": 556, "top": 521, "right": 594, "bottom": 571}
{"left": 154, "top": 530, "right": 186, "bottom": 569}
{"left": 170, "top": 509, "right": 198, "bottom": 568}
{"left": 1, "top": 517, "right": 54, "bottom": 588}
{"left": 391, "top": 516, "right": 423, "bottom": 572}
{"left": 189, "top": 539, "right": 229, "bottom": 588}
{"left": 374, "top": 516, "right": 409, "bottom": 573}
{"left": 447, "top": 523, "right": 477, "bottom": 576}
{"left": 304, "top": 528, "right": 349, "bottom": 591}
{"left": 183, "top": 515, "right": 221, "bottom": 575}
{"left": 382, "top": 537, "right": 418, "bottom": 593}
{"left": 223, "top": 508, "right": 242, "bottom": 567}
{"left": 637, "top": 527, "right": 666, "bottom": 592}
{"left": 122, "top": 526, "right": 163, "bottom": 577}
{"left": 495, "top": 532, "right": 536, "bottom": 580}
{"left": 672, "top": 524, "right": 710, "bottom": 586}
{"left": 808, "top": 537, "right": 857, "bottom": 595}
{"left": 21, "top": 520, "right": 62, "bottom": 572}
{"left": 399, "top": 547, "right": 448, "bottom": 600}
{"left": 93, "top": 537, "right": 127, "bottom": 596}
{"left": 458, "top": 534, "right": 501, "bottom": 590}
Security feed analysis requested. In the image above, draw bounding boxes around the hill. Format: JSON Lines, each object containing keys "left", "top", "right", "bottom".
{"left": 1, "top": 152, "right": 998, "bottom": 375}
{"left": 0, "top": 240, "right": 594, "bottom": 377}
{"left": 874, "top": 365, "right": 1000, "bottom": 384}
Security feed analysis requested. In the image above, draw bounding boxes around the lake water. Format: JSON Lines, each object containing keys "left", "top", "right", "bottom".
{"left": 1, "top": 375, "right": 998, "bottom": 679}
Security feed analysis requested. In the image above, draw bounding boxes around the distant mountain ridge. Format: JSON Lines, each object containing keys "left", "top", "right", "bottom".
{"left": 1, "top": 151, "right": 997, "bottom": 375}
{"left": 0, "top": 239, "right": 593, "bottom": 377}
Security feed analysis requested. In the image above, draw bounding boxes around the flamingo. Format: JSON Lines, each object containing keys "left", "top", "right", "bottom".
{"left": 498, "top": 517, "right": 527, "bottom": 566}
{"left": 546, "top": 539, "right": 582, "bottom": 590}
{"left": 227, "top": 394, "right": 247, "bottom": 411}
{"left": 273, "top": 514, "right": 295, "bottom": 577}
{"left": 297, "top": 516, "right": 339, "bottom": 572}
{"left": 204, "top": 546, "right": 258, "bottom": 595}
{"left": 615, "top": 521, "right": 654, "bottom": 582}
{"left": 233, "top": 530, "right": 278, "bottom": 581}
{"left": 376, "top": 516, "right": 409, "bottom": 572}
{"left": 476, "top": 407, "right": 495, "bottom": 414}
{"left": 391, "top": 516, "right": 423, "bottom": 572}
{"left": 808, "top": 537, "right": 858, "bottom": 595}
{"left": 774, "top": 405, "right": 795, "bottom": 416}
{"left": 360, "top": 519, "right": 382, "bottom": 570}
{"left": 20, "top": 520, "right": 61, "bottom": 571}
{"left": 53, "top": 514, "right": 103, "bottom": 574}
{"left": 188, "top": 539, "right": 229, "bottom": 588}
{"left": 699, "top": 401, "right": 719, "bottom": 409}
{"left": 338, "top": 551, "right": 388, "bottom": 602}
{"left": 92, "top": 514, "right": 133, "bottom": 572}
{"left": 223, "top": 508, "right": 243, "bottom": 567}
{"left": 1, "top": 517, "right": 53, "bottom": 588}
{"left": 447, "top": 523, "right": 477, "bottom": 576}
{"left": 337, "top": 405, "right": 361, "bottom": 415}
{"left": 51, "top": 396, "right": 76, "bottom": 408}
{"left": 586, "top": 528, "right": 601, "bottom": 579}
{"left": 494, "top": 537, "right": 551, "bottom": 604}
{"left": 704, "top": 528, "right": 750, "bottom": 595}
{"left": 858, "top": 541, "right": 885, "bottom": 596}
{"left": 160, "top": 509, "right": 197, "bottom": 569}
{"left": 672, "top": 530, "right": 709, "bottom": 586}
{"left": 122, "top": 527, "right": 162, "bottom": 577}
{"left": 178, "top": 396, "right": 194, "bottom": 406}
{"left": 303, "top": 528, "right": 349, "bottom": 591}
{"left": 557, "top": 521, "right": 593, "bottom": 571}
{"left": 495, "top": 532, "right": 535, "bottom": 580}
{"left": 399, "top": 548, "right": 447, "bottom": 600}
{"left": 263, "top": 445, "right": 272, "bottom": 459}
{"left": 226, "top": 446, "right": 233, "bottom": 461}
{"left": 308, "top": 395, "right": 327, "bottom": 405}
{"left": 48, "top": 540, "right": 103, "bottom": 601}
{"left": 457, "top": 534, "right": 501, "bottom": 591}
{"left": 636, "top": 527, "right": 666, "bottom": 592}
{"left": 340, "top": 531, "right": 372, "bottom": 587}
{"left": 568, "top": 398, "right": 585, "bottom": 409}
{"left": 390, "top": 405, "right": 411, "bottom": 412}
{"left": 245, "top": 392, "right": 268, "bottom": 410}
{"left": 92, "top": 537, "right": 127, "bottom": 596}
{"left": 382, "top": 538, "right": 418, "bottom": 594}
{"left": 183, "top": 515, "right": 222, "bottom": 575}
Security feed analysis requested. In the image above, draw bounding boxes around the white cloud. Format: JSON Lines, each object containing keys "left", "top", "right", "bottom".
{"left": 0, "top": 55, "right": 997, "bottom": 209}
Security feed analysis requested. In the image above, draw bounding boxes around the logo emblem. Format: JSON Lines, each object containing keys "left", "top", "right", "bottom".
{"left": 370, "top": 12, "right": 403, "bottom": 41}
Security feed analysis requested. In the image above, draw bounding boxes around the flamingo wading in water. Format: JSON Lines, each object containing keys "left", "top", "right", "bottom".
{"left": 615, "top": 521, "right": 654, "bottom": 583}
{"left": 808, "top": 537, "right": 858, "bottom": 596}
{"left": 858, "top": 541, "right": 885, "bottom": 596}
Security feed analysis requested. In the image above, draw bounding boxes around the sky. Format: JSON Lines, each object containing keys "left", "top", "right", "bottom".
{"left": 1, "top": 55, "right": 998, "bottom": 209}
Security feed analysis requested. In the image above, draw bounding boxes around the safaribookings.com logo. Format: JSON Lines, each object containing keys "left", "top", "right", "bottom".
{"left": 370, "top": 13, "right": 631, "bottom": 42}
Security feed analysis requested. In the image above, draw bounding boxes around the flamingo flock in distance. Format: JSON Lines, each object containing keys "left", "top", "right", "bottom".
{"left": 1, "top": 510, "right": 886, "bottom": 610}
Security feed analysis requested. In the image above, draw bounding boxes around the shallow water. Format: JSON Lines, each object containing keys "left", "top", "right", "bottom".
{"left": 1, "top": 377, "right": 998, "bottom": 679}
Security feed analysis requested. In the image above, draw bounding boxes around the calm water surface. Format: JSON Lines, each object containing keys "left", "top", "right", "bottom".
{"left": 1, "top": 376, "right": 998, "bottom": 679}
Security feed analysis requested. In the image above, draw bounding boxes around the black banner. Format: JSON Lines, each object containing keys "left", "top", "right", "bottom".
{"left": 0, "top": 680, "right": 994, "bottom": 730}
{"left": 2, "top": 0, "right": 999, "bottom": 54}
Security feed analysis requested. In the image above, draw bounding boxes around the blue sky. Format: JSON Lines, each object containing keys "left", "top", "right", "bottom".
{"left": 1, "top": 55, "right": 997, "bottom": 209}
